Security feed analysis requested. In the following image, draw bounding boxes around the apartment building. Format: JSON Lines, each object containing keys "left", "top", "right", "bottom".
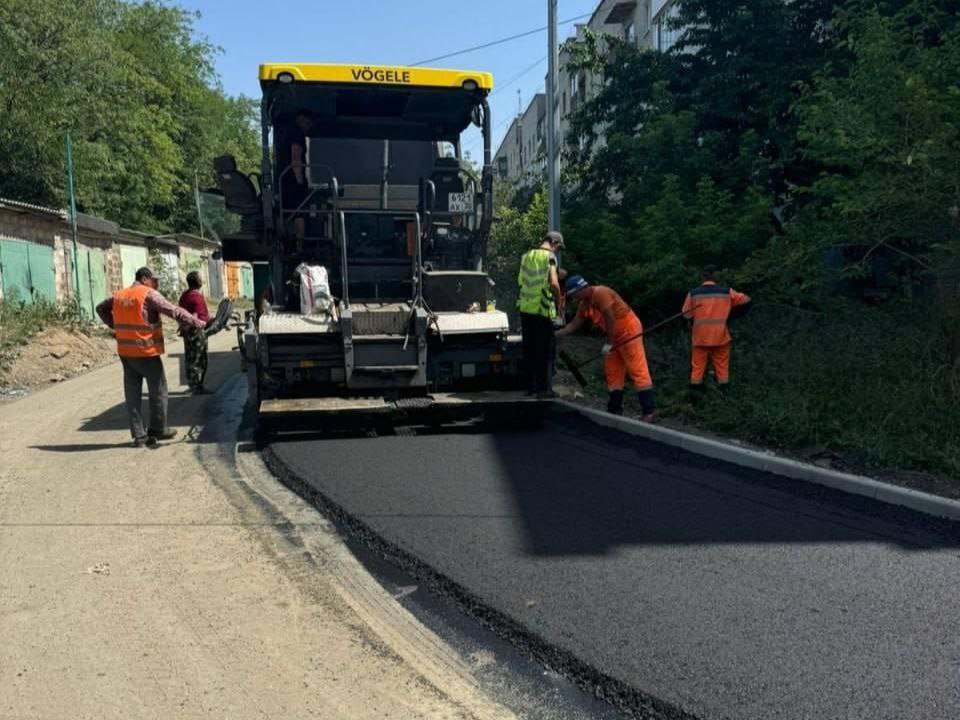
{"left": 493, "top": 93, "right": 546, "bottom": 184}
{"left": 494, "top": 0, "right": 681, "bottom": 183}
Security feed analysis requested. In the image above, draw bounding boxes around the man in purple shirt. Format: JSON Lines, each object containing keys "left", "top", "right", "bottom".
{"left": 178, "top": 271, "right": 211, "bottom": 394}
{"left": 97, "top": 267, "right": 206, "bottom": 447}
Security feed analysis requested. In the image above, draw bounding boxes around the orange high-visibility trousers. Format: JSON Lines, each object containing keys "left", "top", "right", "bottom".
{"left": 605, "top": 315, "right": 653, "bottom": 392}
{"left": 690, "top": 344, "right": 731, "bottom": 385}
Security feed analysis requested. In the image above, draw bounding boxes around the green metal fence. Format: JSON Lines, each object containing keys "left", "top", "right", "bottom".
{"left": 119, "top": 244, "right": 148, "bottom": 287}
{"left": 0, "top": 238, "right": 56, "bottom": 304}
{"left": 67, "top": 246, "right": 107, "bottom": 319}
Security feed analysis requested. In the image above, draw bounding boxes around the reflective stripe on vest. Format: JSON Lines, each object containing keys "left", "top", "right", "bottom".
{"left": 516, "top": 249, "right": 556, "bottom": 319}
{"left": 688, "top": 282, "right": 733, "bottom": 346}
{"left": 113, "top": 284, "right": 164, "bottom": 358}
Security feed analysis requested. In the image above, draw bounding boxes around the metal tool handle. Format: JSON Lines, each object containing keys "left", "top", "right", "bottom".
{"left": 578, "top": 309, "right": 694, "bottom": 367}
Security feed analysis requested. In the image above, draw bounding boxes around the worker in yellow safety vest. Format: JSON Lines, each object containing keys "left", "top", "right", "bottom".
{"left": 96, "top": 267, "right": 206, "bottom": 447}
{"left": 517, "top": 231, "right": 565, "bottom": 398}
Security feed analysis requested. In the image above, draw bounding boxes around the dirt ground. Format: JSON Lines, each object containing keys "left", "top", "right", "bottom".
{"left": 0, "top": 332, "right": 518, "bottom": 720}
{"left": 0, "top": 326, "right": 116, "bottom": 396}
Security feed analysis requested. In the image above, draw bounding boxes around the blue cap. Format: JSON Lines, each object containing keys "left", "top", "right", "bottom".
{"left": 565, "top": 275, "right": 589, "bottom": 297}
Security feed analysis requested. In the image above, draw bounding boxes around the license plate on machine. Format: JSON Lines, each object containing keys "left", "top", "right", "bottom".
{"left": 448, "top": 192, "right": 475, "bottom": 213}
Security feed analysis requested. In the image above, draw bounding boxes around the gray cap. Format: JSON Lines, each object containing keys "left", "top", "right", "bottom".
{"left": 543, "top": 231, "right": 565, "bottom": 249}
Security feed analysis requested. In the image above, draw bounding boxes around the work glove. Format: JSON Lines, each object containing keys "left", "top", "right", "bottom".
{"left": 601, "top": 343, "right": 613, "bottom": 355}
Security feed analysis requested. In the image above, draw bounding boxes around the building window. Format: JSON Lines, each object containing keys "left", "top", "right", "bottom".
{"left": 624, "top": 23, "right": 636, "bottom": 44}
{"left": 655, "top": 3, "right": 683, "bottom": 51}
{"left": 570, "top": 72, "right": 579, "bottom": 97}
{"left": 562, "top": 91, "right": 567, "bottom": 113}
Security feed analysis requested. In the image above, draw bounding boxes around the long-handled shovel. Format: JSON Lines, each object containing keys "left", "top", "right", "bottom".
{"left": 558, "top": 309, "right": 692, "bottom": 388}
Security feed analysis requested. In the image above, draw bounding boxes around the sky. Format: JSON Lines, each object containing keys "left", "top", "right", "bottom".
{"left": 185, "top": 0, "right": 599, "bottom": 160}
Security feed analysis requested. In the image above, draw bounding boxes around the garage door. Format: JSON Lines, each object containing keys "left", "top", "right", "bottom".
{"left": 0, "top": 238, "right": 56, "bottom": 303}
{"left": 119, "top": 245, "right": 148, "bottom": 287}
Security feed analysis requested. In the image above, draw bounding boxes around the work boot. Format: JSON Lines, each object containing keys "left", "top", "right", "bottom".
{"left": 132, "top": 436, "right": 150, "bottom": 448}
{"left": 688, "top": 383, "right": 706, "bottom": 404}
{"left": 148, "top": 428, "right": 178, "bottom": 442}
{"left": 638, "top": 389, "right": 656, "bottom": 420}
{"left": 190, "top": 386, "right": 211, "bottom": 395}
{"left": 607, "top": 390, "right": 624, "bottom": 416}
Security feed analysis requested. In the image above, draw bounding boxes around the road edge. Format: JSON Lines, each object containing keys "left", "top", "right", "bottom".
{"left": 555, "top": 400, "right": 960, "bottom": 523}
{"left": 261, "top": 445, "right": 702, "bottom": 720}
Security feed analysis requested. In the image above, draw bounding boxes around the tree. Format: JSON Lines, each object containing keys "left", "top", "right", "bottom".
{"left": 0, "top": 0, "right": 259, "bottom": 233}
{"left": 788, "top": 1, "right": 960, "bottom": 277}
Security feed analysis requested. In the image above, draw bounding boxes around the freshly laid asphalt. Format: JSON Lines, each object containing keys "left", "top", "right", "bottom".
{"left": 270, "top": 408, "right": 960, "bottom": 720}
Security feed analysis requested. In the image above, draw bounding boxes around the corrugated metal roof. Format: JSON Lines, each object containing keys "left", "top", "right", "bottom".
{"left": 0, "top": 197, "right": 67, "bottom": 219}
{"left": 76, "top": 212, "right": 119, "bottom": 235}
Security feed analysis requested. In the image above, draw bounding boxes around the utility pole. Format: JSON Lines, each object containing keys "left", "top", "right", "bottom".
{"left": 65, "top": 132, "right": 81, "bottom": 316}
{"left": 546, "top": 0, "right": 561, "bottom": 232}
{"left": 194, "top": 169, "right": 205, "bottom": 239}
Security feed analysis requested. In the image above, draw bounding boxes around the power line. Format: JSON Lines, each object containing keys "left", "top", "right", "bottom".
{"left": 463, "top": 111, "right": 519, "bottom": 156}
{"left": 410, "top": 13, "right": 591, "bottom": 67}
{"left": 491, "top": 57, "right": 547, "bottom": 97}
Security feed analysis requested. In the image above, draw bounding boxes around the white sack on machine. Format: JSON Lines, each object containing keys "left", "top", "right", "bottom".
{"left": 295, "top": 263, "right": 333, "bottom": 316}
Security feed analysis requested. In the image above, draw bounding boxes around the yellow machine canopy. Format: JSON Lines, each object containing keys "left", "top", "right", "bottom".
{"left": 260, "top": 63, "right": 493, "bottom": 91}
{"left": 260, "top": 64, "right": 494, "bottom": 142}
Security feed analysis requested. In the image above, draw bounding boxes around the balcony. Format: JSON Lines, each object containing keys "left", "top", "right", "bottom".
{"left": 604, "top": 1, "right": 637, "bottom": 25}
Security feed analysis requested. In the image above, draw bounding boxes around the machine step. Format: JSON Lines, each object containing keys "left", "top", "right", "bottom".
{"left": 352, "top": 364, "right": 420, "bottom": 373}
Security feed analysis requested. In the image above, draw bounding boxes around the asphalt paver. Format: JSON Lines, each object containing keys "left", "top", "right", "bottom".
{"left": 271, "top": 410, "right": 960, "bottom": 720}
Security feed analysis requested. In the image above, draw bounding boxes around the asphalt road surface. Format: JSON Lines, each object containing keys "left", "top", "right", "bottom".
{"left": 271, "top": 408, "right": 960, "bottom": 720}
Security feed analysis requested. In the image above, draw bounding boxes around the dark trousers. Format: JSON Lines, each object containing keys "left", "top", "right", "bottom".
{"left": 521, "top": 313, "right": 555, "bottom": 394}
{"left": 120, "top": 356, "right": 168, "bottom": 439}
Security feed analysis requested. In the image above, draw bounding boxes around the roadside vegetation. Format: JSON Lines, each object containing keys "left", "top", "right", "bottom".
{"left": 0, "top": 295, "right": 88, "bottom": 376}
{"left": 0, "top": 0, "right": 260, "bottom": 233}
{"left": 491, "top": 0, "right": 960, "bottom": 478}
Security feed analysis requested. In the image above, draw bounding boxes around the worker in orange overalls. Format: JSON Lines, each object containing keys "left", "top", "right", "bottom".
{"left": 682, "top": 266, "right": 751, "bottom": 392}
{"left": 556, "top": 275, "right": 656, "bottom": 421}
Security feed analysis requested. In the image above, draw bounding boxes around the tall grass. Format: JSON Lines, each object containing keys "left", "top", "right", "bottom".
{"left": 572, "top": 301, "right": 960, "bottom": 477}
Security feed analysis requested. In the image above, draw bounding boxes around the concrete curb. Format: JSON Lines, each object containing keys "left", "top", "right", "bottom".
{"left": 555, "top": 400, "right": 960, "bottom": 523}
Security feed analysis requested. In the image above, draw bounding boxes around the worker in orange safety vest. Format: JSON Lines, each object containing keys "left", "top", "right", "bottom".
{"left": 681, "top": 266, "right": 751, "bottom": 392}
{"left": 556, "top": 275, "right": 656, "bottom": 421}
{"left": 97, "top": 266, "right": 206, "bottom": 447}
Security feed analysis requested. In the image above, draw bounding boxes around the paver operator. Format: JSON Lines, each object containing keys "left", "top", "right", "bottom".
{"left": 517, "top": 231, "right": 566, "bottom": 398}
{"left": 556, "top": 275, "right": 657, "bottom": 421}
{"left": 96, "top": 266, "right": 206, "bottom": 448}
{"left": 681, "top": 265, "right": 751, "bottom": 391}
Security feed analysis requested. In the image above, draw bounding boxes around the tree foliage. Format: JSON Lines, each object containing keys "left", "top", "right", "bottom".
{"left": 790, "top": 1, "right": 960, "bottom": 276}
{"left": 481, "top": 0, "right": 960, "bottom": 474}
{"left": 539, "top": 0, "right": 960, "bottom": 306}
{"left": 0, "top": 0, "right": 259, "bottom": 233}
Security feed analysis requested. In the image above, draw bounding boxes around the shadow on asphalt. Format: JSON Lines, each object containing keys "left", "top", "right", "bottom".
{"left": 271, "top": 407, "right": 960, "bottom": 556}
{"left": 492, "top": 410, "right": 960, "bottom": 554}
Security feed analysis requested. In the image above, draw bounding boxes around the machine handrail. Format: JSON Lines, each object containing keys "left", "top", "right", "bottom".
{"left": 413, "top": 213, "right": 423, "bottom": 307}
{"left": 333, "top": 208, "right": 424, "bottom": 308}
{"left": 338, "top": 210, "right": 349, "bottom": 308}
{"left": 277, "top": 163, "right": 340, "bottom": 219}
